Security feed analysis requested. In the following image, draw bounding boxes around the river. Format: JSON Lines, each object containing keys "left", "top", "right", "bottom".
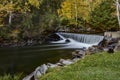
{"left": 0, "top": 44, "right": 75, "bottom": 75}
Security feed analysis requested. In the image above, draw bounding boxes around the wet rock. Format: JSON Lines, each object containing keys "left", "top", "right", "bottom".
{"left": 72, "top": 50, "right": 85, "bottom": 59}
{"left": 34, "top": 64, "right": 48, "bottom": 80}
{"left": 22, "top": 72, "right": 34, "bottom": 80}
{"left": 65, "top": 38, "right": 70, "bottom": 43}
{"left": 34, "top": 70, "right": 42, "bottom": 80}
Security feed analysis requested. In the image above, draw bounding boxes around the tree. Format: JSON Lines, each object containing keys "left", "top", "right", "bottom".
{"left": 57, "top": 0, "right": 102, "bottom": 28}
{"left": 90, "top": 0, "right": 118, "bottom": 31}
{"left": 0, "top": 0, "right": 42, "bottom": 26}
{"left": 0, "top": 0, "right": 42, "bottom": 40}
{"left": 116, "top": 0, "right": 120, "bottom": 29}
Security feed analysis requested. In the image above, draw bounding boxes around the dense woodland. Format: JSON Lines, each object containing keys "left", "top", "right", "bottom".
{"left": 0, "top": 0, "right": 119, "bottom": 45}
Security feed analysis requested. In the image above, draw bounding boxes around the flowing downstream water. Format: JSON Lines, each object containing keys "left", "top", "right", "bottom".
{"left": 0, "top": 32, "right": 104, "bottom": 75}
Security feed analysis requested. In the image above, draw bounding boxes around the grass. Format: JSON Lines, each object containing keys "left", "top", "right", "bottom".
{"left": 0, "top": 73, "right": 22, "bottom": 80}
{"left": 40, "top": 52, "right": 120, "bottom": 80}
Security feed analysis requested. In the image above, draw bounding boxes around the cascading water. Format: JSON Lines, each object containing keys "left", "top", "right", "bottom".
{"left": 59, "top": 32, "right": 104, "bottom": 44}
{"left": 50, "top": 32, "right": 104, "bottom": 49}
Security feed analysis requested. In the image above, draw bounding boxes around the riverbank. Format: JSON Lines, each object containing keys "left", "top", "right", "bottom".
{"left": 39, "top": 51, "right": 120, "bottom": 80}
{"left": 0, "top": 38, "right": 44, "bottom": 48}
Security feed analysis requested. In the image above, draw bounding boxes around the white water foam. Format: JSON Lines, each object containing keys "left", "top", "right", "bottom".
{"left": 48, "top": 33, "right": 104, "bottom": 50}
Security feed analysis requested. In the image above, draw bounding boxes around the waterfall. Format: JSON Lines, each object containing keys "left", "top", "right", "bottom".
{"left": 57, "top": 32, "right": 104, "bottom": 45}
{"left": 50, "top": 32, "right": 104, "bottom": 49}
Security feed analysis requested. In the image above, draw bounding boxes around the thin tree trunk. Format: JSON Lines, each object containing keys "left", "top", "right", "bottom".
{"left": 9, "top": 1, "right": 13, "bottom": 26}
{"left": 116, "top": 0, "right": 120, "bottom": 29}
{"left": 74, "top": 0, "right": 78, "bottom": 27}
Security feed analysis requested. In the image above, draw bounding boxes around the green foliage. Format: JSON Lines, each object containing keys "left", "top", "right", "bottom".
{"left": 0, "top": 73, "right": 22, "bottom": 80}
{"left": 40, "top": 52, "right": 120, "bottom": 80}
{"left": 90, "top": 0, "right": 119, "bottom": 31}
{"left": 58, "top": 0, "right": 103, "bottom": 28}
{"left": 58, "top": 0, "right": 90, "bottom": 19}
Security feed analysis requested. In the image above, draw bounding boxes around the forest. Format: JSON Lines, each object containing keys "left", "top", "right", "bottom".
{"left": 0, "top": 0, "right": 119, "bottom": 46}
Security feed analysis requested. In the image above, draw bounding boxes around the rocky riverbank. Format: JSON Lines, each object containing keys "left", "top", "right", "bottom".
{"left": 0, "top": 37, "right": 47, "bottom": 48}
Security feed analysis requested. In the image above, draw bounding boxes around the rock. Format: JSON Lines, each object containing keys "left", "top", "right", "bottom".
{"left": 114, "top": 40, "right": 120, "bottom": 52}
{"left": 114, "top": 45, "right": 120, "bottom": 52}
{"left": 72, "top": 50, "right": 85, "bottom": 59}
{"left": 27, "top": 39, "right": 33, "bottom": 46}
{"left": 103, "top": 48, "right": 108, "bottom": 52}
{"left": 47, "top": 63, "right": 58, "bottom": 68}
{"left": 84, "top": 49, "right": 92, "bottom": 55}
{"left": 59, "top": 59, "right": 73, "bottom": 65}
{"left": 72, "top": 51, "right": 79, "bottom": 59}
{"left": 88, "top": 46, "right": 103, "bottom": 54}
{"left": 72, "top": 58, "right": 80, "bottom": 62}
{"left": 107, "top": 45, "right": 114, "bottom": 53}
{"left": 34, "top": 70, "right": 42, "bottom": 80}
{"left": 34, "top": 64, "right": 48, "bottom": 80}
{"left": 78, "top": 50, "right": 85, "bottom": 59}
{"left": 56, "top": 62, "right": 64, "bottom": 66}
{"left": 88, "top": 47, "right": 96, "bottom": 53}
{"left": 65, "top": 38, "right": 70, "bottom": 43}
{"left": 22, "top": 72, "right": 34, "bottom": 80}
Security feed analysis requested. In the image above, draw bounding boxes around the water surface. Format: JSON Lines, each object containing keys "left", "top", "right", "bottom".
{"left": 0, "top": 44, "right": 74, "bottom": 75}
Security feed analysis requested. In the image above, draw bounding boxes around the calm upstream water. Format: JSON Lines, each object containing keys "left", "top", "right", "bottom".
{"left": 0, "top": 43, "right": 74, "bottom": 75}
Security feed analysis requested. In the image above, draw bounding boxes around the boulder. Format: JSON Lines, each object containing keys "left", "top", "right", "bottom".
{"left": 72, "top": 50, "right": 85, "bottom": 59}
{"left": 78, "top": 50, "right": 85, "bottom": 59}
{"left": 114, "top": 40, "right": 120, "bottom": 52}
{"left": 47, "top": 63, "right": 58, "bottom": 68}
{"left": 88, "top": 46, "right": 103, "bottom": 54}
{"left": 72, "top": 50, "right": 79, "bottom": 59}
{"left": 22, "top": 72, "right": 34, "bottom": 80}
{"left": 107, "top": 46, "right": 114, "bottom": 53}
{"left": 59, "top": 59, "right": 73, "bottom": 65}
{"left": 84, "top": 49, "right": 92, "bottom": 55}
{"left": 65, "top": 38, "right": 70, "bottom": 43}
{"left": 72, "top": 58, "right": 80, "bottom": 62}
{"left": 34, "top": 64, "right": 48, "bottom": 80}
{"left": 56, "top": 62, "right": 64, "bottom": 66}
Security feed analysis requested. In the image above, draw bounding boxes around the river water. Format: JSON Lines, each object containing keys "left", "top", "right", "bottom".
{"left": 0, "top": 43, "right": 75, "bottom": 75}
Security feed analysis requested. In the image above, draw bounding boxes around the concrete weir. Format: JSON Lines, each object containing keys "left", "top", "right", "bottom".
{"left": 104, "top": 31, "right": 120, "bottom": 38}
{"left": 50, "top": 32, "right": 104, "bottom": 49}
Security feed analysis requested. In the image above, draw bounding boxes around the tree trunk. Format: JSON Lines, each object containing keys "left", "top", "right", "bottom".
{"left": 9, "top": 1, "right": 13, "bottom": 26}
{"left": 74, "top": 0, "right": 78, "bottom": 27}
{"left": 116, "top": 0, "right": 120, "bottom": 30}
